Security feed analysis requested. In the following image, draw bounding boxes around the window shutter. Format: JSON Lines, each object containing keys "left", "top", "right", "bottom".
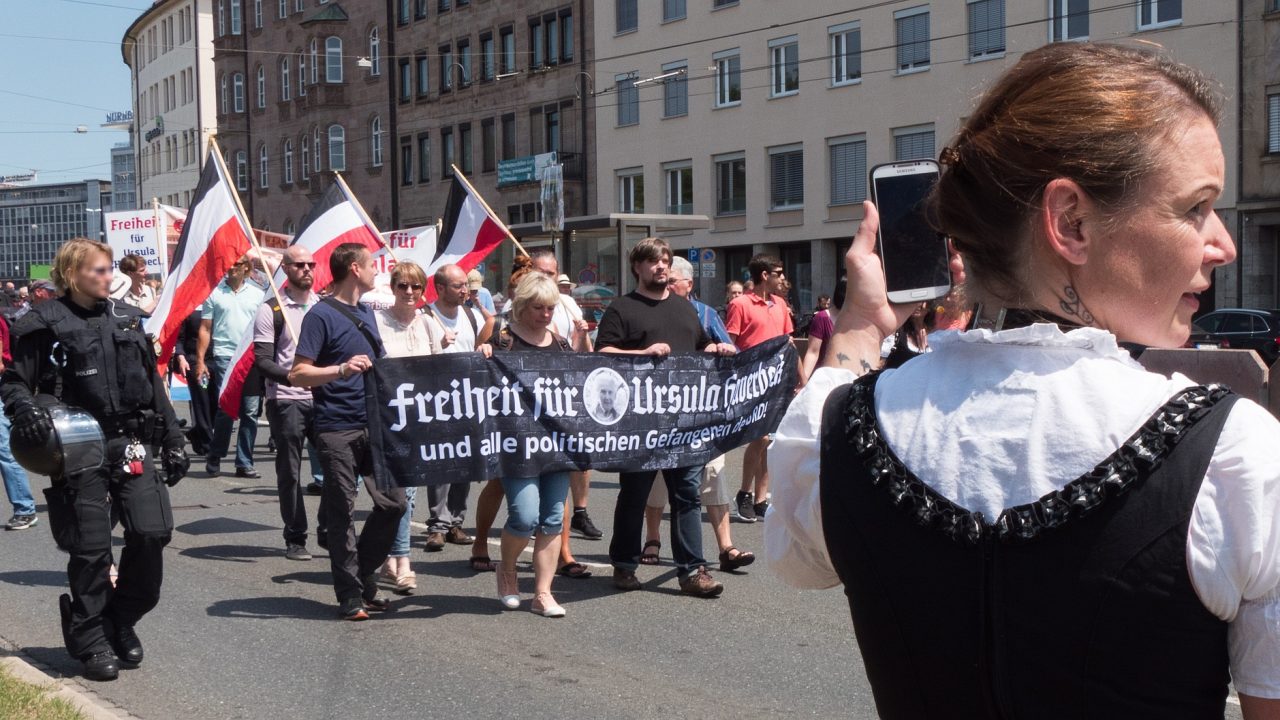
{"left": 830, "top": 140, "right": 866, "bottom": 205}
{"left": 1268, "top": 94, "right": 1280, "bottom": 154}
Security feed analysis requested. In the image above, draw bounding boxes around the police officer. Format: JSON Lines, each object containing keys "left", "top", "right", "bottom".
{"left": 0, "top": 238, "right": 189, "bottom": 682}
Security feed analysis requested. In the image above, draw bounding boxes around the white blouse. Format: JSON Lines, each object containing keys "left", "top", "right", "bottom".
{"left": 765, "top": 324, "right": 1280, "bottom": 698}
{"left": 375, "top": 308, "right": 437, "bottom": 359}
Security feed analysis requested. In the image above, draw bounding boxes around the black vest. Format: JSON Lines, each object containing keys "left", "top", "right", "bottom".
{"left": 29, "top": 297, "right": 156, "bottom": 419}
{"left": 819, "top": 373, "right": 1236, "bottom": 719}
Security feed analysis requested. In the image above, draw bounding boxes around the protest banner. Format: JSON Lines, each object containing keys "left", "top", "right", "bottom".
{"left": 104, "top": 209, "right": 167, "bottom": 276}
{"left": 368, "top": 336, "right": 798, "bottom": 486}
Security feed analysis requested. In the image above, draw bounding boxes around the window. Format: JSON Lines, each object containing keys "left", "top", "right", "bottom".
{"left": 501, "top": 114, "right": 516, "bottom": 160}
{"left": 371, "top": 116, "right": 383, "bottom": 167}
{"left": 301, "top": 134, "right": 310, "bottom": 177}
{"left": 369, "top": 27, "right": 381, "bottom": 75}
{"left": 453, "top": 123, "right": 472, "bottom": 174}
{"left": 715, "top": 153, "right": 745, "bottom": 216}
{"left": 255, "top": 66, "right": 265, "bottom": 108}
{"left": 616, "top": 0, "right": 637, "bottom": 34}
{"left": 441, "top": 127, "right": 454, "bottom": 176}
{"left": 258, "top": 144, "right": 268, "bottom": 188}
{"left": 828, "top": 135, "right": 867, "bottom": 205}
{"left": 830, "top": 21, "right": 862, "bottom": 85}
{"left": 314, "top": 127, "right": 322, "bottom": 171}
{"left": 438, "top": 0, "right": 450, "bottom": 9}
{"left": 664, "top": 163, "right": 692, "bottom": 215}
{"left": 458, "top": 38, "right": 471, "bottom": 85}
{"left": 415, "top": 0, "right": 426, "bottom": 19}
{"left": 399, "top": 59, "right": 412, "bottom": 100}
{"left": 278, "top": 0, "right": 286, "bottom": 19}
{"left": 325, "top": 37, "right": 343, "bottom": 83}
{"left": 328, "top": 125, "right": 345, "bottom": 171}
{"left": 298, "top": 51, "right": 306, "bottom": 95}
{"left": 714, "top": 49, "right": 740, "bottom": 107}
{"left": 1138, "top": 0, "right": 1182, "bottom": 29}
{"left": 416, "top": 54, "right": 429, "bottom": 95}
{"left": 895, "top": 6, "right": 930, "bottom": 72}
{"left": 480, "top": 33, "right": 495, "bottom": 81}
{"left": 968, "top": 0, "right": 1005, "bottom": 59}
{"left": 481, "top": 118, "right": 496, "bottom": 172}
{"left": 769, "top": 37, "right": 799, "bottom": 97}
{"left": 440, "top": 45, "right": 453, "bottom": 91}
{"left": 561, "top": 10, "right": 573, "bottom": 61}
{"left": 663, "top": 0, "right": 685, "bottom": 22}
{"left": 544, "top": 107, "right": 560, "bottom": 154}
{"left": 235, "top": 151, "right": 248, "bottom": 191}
{"left": 1268, "top": 94, "right": 1280, "bottom": 154}
{"left": 230, "top": 0, "right": 241, "bottom": 34}
{"left": 417, "top": 133, "right": 430, "bottom": 182}
{"left": 232, "top": 73, "right": 245, "bottom": 112}
{"left": 1050, "top": 0, "right": 1088, "bottom": 41}
{"left": 309, "top": 39, "right": 318, "bottom": 84}
{"left": 894, "top": 125, "right": 935, "bottom": 161}
{"left": 283, "top": 140, "right": 293, "bottom": 184}
{"left": 617, "top": 170, "right": 643, "bottom": 213}
{"left": 663, "top": 61, "right": 688, "bottom": 118}
{"left": 253, "top": 0, "right": 262, "bottom": 28}
{"left": 280, "top": 58, "right": 291, "bottom": 100}
{"left": 499, "top": 26, "right": 515, "bottom": 73}
{"left": 616, "top": 73, "right": 639, "bottom": 126}
{"left": 401, "top": 139, "right": 413, "bottom": 185}
{"left": 397, "top": 0, "right": 409, "bottom": 24}
{"left": 769, "top": 145, "right": 804, "bottom": 210}
{"left": 531, "top": 19, "right": 545, "bottom": 67}
{"left": 294, "top": 0, "right": 302, "bottom": 11}
{"left": 217, "top": 1, "right": 224, "bottom": 37}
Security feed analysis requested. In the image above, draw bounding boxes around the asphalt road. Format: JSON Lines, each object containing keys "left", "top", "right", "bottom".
{"left": 0, "top": 420, "right": 1246, "bottom": 719}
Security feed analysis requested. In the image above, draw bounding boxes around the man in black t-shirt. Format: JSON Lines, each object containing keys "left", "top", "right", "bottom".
{"left": 596, "top": 237, "right": 736, "bottom": 598}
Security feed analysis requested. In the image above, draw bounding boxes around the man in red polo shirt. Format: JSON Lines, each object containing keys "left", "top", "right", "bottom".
{"left": 725, "top": 254, "right": 792, "bottom": 522}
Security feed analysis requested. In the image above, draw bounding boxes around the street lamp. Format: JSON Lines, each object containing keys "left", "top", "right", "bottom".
{"left": 447, "top": 62, "right": 468, "bottom": 89}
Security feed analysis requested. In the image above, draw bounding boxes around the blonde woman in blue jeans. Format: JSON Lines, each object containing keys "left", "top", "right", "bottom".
{"left": 494, "top": 273, "right": 574, "bottom": 617}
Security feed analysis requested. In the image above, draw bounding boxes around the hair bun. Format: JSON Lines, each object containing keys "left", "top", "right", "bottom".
{"left": 939, "top": 146, "right": 962, "bottom": 167}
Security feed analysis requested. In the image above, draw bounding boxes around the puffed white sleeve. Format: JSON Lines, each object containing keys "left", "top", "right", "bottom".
{"left": 764, "top": 367, "right": 856, "bottom": 589}
{"left": 1186, "top": 398, "right": 1280, "bottom": 699}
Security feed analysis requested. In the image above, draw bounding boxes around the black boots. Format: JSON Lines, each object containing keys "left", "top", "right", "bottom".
{"left": 111, "top": 625, "right": 144, "bottom": 666}
{"left": 81, "top": 651, "right": 120, "bottom": 682}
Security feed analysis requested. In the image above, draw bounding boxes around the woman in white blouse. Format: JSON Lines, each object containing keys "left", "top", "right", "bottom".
{"left": 374, "top": 261, "right": 438, "bottom": 594}
{"left": 766, "top": 43, "right": 1279, "bottom": 718}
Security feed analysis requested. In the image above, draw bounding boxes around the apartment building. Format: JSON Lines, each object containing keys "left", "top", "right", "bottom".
{"left": 593, "top": 0, "right": 1241, "bottom": 314}
{"left": 1233, "top": 0, "right": 1280, "bottom": 309}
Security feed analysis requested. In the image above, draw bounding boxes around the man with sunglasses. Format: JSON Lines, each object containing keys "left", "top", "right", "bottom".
{"left": 253, "top": 246, "right": 322, "bottom": 562}
{"left": 421, "top": 264, "right": 493, "bottom": 551}
{"left": 195, "top": 256, "right": 266, "bottom": 478}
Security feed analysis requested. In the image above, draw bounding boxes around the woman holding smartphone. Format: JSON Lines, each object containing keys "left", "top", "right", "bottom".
{"left": 766, "top": 43, "right": 1279, "bottom": 718}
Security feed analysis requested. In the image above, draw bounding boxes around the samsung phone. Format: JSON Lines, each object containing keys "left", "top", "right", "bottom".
{"left": 869, "top": 160, "right": 950, "bottom": 304}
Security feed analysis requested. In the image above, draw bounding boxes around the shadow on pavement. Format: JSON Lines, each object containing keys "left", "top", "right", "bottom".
{"left": 178, "top": 544, "right": 283, "bottom": 563}
{"left": 18, "top": 647, "right": 79, "bottom": 678}
{"left": 176, "top": 517, "right": 277, "bottom": 536}
{"left": 206, "top": 596, "right": 336, "bottom": 621}
{"left": 0, "top": 570, "right": 66, "bottom": 588}
{"left": 222, "top": 486, "right": 281, "bottom": 497}
{"left": 271, "top": 571, "right": 332, "bottom": 587}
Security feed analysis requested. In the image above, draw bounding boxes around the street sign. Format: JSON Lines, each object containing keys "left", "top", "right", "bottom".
{"left": 497, "top": 151, "right": 557, "bottom": 187}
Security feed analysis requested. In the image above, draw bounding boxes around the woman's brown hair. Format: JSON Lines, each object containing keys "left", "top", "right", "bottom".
{"left": 932, "top": 42, "right": 1222, "bottom": 303}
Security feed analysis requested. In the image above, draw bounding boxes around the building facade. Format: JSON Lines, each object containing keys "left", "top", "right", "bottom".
{"left": 0, "top": 180, "right": 112, "bottom": 281}
{"left": 1232, "top": 0, "right": 1280, "bottom": 309}
{"left": 592, "top": 0, "right": 1242, "bottom": 315}
{"left": 211, "top": 0, "right": 396, "bottom": 233}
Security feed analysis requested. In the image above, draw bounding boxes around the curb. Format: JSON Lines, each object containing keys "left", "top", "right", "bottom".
{"left": 0, "top": 643, "right": 138, "bottom": 720}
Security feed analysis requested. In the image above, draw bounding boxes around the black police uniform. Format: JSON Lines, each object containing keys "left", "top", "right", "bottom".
{"left": 0, "top": 295, "right": 187, "bottom": 675}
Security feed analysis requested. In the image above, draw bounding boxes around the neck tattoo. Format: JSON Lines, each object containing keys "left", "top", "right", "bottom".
{"left": 1058, "top": 285, "right": 1095, "bottom": 325}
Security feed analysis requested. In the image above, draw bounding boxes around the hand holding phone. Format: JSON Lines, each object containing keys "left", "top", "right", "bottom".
{"left": 869, "top": 160, "right": 950, "bottom": 304}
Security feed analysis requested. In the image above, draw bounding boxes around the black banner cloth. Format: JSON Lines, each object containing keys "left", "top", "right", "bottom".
{"left": 367, "top": 336, "right": 798, "bottom": 486}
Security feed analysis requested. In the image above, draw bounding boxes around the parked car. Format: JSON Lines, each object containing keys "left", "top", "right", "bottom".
{"left": 1188, "top": 308, "right": 1280, "bottom": 364}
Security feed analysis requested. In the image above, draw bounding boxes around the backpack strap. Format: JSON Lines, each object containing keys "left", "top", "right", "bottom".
{"left": 320, "top": 296, "right": 384, "bottom": 358}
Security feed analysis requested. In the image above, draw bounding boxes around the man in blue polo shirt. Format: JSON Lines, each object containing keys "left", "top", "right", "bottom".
{"left": 289, "top": 243, "right": 407, "bottom": 621}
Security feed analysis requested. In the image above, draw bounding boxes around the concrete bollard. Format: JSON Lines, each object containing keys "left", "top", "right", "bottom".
{"left": 1137, "top": 348, "right": 1269, "bottom": 408}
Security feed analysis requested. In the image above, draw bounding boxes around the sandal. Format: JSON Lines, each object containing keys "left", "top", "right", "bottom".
{"left": 394, "top": 571, "right": 417, "bottom": 595}
{"left": 640, "top": 540, "right": 661, "bottom": 565}
{"left": 470, "top": 556, "right": 496, "bottom": 573}
{"left": 719, "top": 546, "right": 756, "bottom": 572}
{"left": 557, "top": 562, "right": 592, "bottom": 579}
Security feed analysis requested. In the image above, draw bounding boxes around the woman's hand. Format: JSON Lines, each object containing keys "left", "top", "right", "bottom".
{"left": 476, "top": 343, "right": 493, "bottom": 359}
{"left": 839, "top": 201, "right": 916, "bottom": 338}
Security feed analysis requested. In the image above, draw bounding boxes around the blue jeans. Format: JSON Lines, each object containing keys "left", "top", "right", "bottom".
{"left": 389, "top": 486, "right": 417, "bottom": 558}
{"left": 208, "top": 354, "right": 260, "bottom": 469}
{"left": 500, "top": 472, "right": 571, "bottom": 538}
{"left": 611, "top": 465, "right": 707, "bottom": 580}
{"left": 0, "top": 412, "right": 34, "bottom": 516}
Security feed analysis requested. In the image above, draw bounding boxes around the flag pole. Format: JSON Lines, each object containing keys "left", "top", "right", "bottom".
{"left": 332, "top": 171, "right": 399, "bottom": 262}
{"left": 208, "top": 137, "right": 298, "bottom": 343}
{"left": 451, "top": 164, "right": 530, "bottom": 257}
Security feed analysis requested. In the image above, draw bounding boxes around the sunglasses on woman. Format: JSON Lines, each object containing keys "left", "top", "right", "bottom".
{"left": 396, "top": 282, "right": 424, "bottom": 291}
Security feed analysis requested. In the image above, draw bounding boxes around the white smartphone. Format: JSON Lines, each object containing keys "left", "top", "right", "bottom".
{"left": 869, "top": 160, "right": 950, "bottom": 304}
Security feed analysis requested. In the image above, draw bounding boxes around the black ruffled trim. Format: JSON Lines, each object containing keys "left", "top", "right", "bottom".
{"left": 839, "top": 373, "right": 1231, "bottom": 545}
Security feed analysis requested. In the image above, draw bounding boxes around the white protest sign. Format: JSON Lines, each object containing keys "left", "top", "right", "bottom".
{"left": 104, "top": 210, "right": 168, "bottom": 276}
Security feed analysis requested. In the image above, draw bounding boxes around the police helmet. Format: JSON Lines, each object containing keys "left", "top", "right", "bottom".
{"left": 11, "top": 396, "right": 105, "bottom": 477}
